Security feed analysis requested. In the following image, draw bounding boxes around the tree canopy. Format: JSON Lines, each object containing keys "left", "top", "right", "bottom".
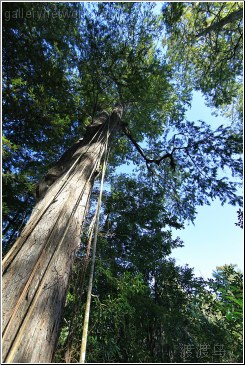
{"left": 2, "top": 2, "right": 243, "bottom": 246}
{"left": 162, "top": 1, "right": 243, "bottom": 120}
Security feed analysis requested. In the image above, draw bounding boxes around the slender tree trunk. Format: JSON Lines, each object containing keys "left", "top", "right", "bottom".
{"left": 2, "top": 106, "right": 122, "bottom": 363}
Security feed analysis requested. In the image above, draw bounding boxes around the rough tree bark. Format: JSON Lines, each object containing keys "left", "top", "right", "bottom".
{"left": 2, "top": 106, "right": 123, "bottom": 363}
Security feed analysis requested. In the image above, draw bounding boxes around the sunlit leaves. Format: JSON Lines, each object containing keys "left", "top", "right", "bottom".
{"left": 162, "top": 1, "right": 243, "bottom": 117}
{"left": 2, "top": 2, "right": 86, "bottom": 245}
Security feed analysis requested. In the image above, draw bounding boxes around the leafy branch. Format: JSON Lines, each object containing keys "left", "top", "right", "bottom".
{"left": 121, "top": 122, "right": 175, "bottom": 169}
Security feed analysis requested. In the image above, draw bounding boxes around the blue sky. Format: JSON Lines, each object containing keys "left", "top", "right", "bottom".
{"left": 149, "top": 1, "right": 243, "bottom": 278}
{"left": 170, "top": 91, "right": 243, "bottom": 279}
{"left": 114, "top": 2, "right": 243, "bottom": 279}
{"left": 171, "top": 199, "right": 243, "bottom": 279}
{"left": 115, "top": 91, "right": 243, "bottom": 279}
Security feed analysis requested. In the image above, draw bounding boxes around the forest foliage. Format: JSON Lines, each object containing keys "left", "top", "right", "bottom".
{"left": 2, "top": 1, "right": 243, "bottom": 363}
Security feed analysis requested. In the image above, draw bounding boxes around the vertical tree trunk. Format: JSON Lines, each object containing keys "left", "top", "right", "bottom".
{"left": 2, "top": 106, "right": 122, "bottom": 363}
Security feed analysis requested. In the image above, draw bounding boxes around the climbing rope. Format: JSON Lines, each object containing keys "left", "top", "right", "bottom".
{"left": 79, "top": 118, "right": 111, "bottom": 364}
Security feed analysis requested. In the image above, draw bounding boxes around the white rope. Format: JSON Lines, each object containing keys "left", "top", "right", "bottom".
{"left": 79, "top": 118, "right": 110, "bottom": 364}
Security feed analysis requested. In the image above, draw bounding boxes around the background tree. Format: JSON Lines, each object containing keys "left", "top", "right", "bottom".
{"left": 2, "top": 1, "right": 84, "bottom": 247}
{"left": 208, "top": 265, "right": 243, "bottom": 362}
{"left": 162, "top": 1, "right": 243, "bottom": 124}
{"left": 54, "top": 180, "right": 243, "bottom": 363}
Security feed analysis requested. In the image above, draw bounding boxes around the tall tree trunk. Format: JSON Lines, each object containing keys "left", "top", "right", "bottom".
{"left": 2, "top": 106, "right": 122, "bottom": 363}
